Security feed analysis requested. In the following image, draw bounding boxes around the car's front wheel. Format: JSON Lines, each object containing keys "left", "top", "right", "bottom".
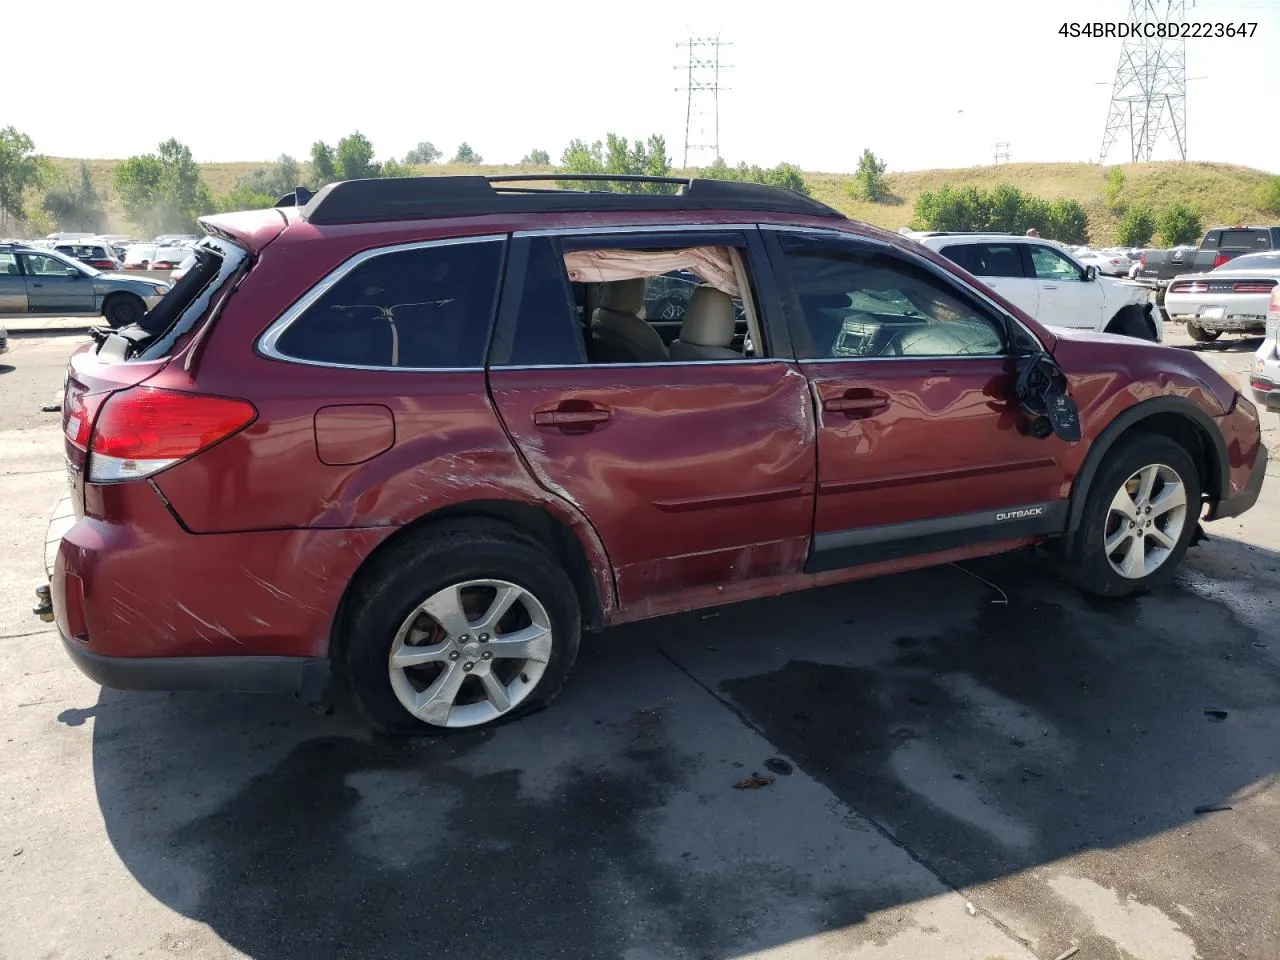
{"left": 1066, "top": 434, "right": 1201, "bottom": 597}
{"left": 342, "top": 519, "right": 581, "bottom": 735}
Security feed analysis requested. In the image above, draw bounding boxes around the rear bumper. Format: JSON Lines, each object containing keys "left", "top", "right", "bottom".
{"left": 59, "top": 628, "right": 329, "bottom": 698}
{"left": 1214, "top": 442, "right": 1268, "bottom": 521}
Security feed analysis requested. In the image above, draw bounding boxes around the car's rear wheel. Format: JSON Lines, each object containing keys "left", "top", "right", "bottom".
{"left": 1066, "top": 434, "right": 1201, "bottom": 598}
{"left": 1187, "top": 322, "right": 1221, "bottom": 343}
{"left": 103, "top": 294, "right": 145, "bottom": 328}
{"left": 342, "top": 519, "right": 581, "bottom": 735}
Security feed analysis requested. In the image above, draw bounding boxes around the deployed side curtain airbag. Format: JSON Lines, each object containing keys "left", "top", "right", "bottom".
{"left": 563, "top": 247, "right": 741, "bottom": 298}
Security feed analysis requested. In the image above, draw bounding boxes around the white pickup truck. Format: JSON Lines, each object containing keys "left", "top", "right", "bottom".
{"left": 909, "top": 232, "right": 1161, "bottom": 341}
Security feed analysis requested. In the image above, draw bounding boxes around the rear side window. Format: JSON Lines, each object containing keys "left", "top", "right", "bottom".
{"left": 942, "top": 243, "right": 1026, "bottom": 278}
{"left": 270, "top": 239, "right": 504, "bottom": 369}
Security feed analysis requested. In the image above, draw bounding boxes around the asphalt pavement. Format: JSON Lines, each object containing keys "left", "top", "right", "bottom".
{"left": 1, "top": 328, "right": 1277, "bottom": 960}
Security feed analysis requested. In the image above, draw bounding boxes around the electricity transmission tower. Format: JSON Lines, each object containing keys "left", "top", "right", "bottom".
{"left": 993, "top": 141, "right": 1011, "bottom": 164}
{"left": 1098, "top": 0, "right": 1189, "bottom": 163}
{"left": 675, "top": 35, "right": 731, "bottom": 167}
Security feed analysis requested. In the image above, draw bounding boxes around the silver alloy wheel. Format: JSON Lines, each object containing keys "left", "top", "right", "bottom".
{"left": 1103, "top": 463, "right": 1189, "bottom": 580}
{"left": 387, "top": 579, "right": 553, "bottom": 728}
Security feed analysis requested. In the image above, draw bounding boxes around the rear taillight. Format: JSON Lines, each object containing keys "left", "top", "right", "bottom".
{"left": 89, "top": 259, "right": 114, "bottom": 269}
{"left": 62, "top": 379, "right": 109, "bottom": 452}
{"left": 1233, "top": 281, "right": 1277, "bottom": 294}
{"left": 1212, "top": 254, "right": 1230, "bottom": 269}
{"left": 88, "top": 387, "right": 256, "bottom": 482}
{"left": 1139, "top": 253, "right": 1147, "bottom": 268}
{"left": 1270, "top": 288, "right": 1280, "bottom": 318}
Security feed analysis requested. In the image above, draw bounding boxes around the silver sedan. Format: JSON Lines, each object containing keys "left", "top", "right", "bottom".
{"left": 1164, "top": 251, "right": 1280, "bottom": 343}
{"left": 0, "top": 245, "right": 170, "bottom": 328}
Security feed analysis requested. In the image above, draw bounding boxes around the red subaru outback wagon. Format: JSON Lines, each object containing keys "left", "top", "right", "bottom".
{"left": 42, "top": 175, "right": 1267, "bottom": 734}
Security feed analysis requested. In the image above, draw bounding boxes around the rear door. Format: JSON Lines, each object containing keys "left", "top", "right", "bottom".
{"left": 765, "top": 229, "right": 1069, "bottom": 570}
{"left": 0, "top": 251, "right": 28, "bottom": 312}
{"left": 939, "top": 241, "right": 1040, "bottom": 318}
{"left": 487, "top": 229, "right": 816, "bottom": 611}
{"left": 18, "top": 252, "right": 95, "bottom": 313}
{"left": 1025, "top": 243, "right": 1104, "bottom": 329}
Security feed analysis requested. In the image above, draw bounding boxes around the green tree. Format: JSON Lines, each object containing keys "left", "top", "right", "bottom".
{"left": 0, "top": 126, "right": 46, "bottom": 233}
{"left": 335, "top": 131, "right": 380, "bottom": 179}
{"left": 451, "top": 142, "right": 483, "bottom": 164}
{"left": 235, "top": 154, "right": 301, "bottom": 201}
{"left": 1104, "top": 167, "right": 1126, "bottom": 214}
{"left": 1256, "top": 176, "right": 1280, "bottom": 214}
{"left": 851, "top": 148, "right": 889, "bottom": 202}
{"left": 1044, "top": 198, "right": 1090, "bottom": 245}
{"left": 559, "top": 134, "right": 671, "bottom": 192}
{"left": 42, "top": 161, "right": 106, "bottom": 231}
{"left": 521, "top": 149, "right": 551, "bottom": 165}
{"left": 380, "top": 159, "right": 415, "bottom": 178}
{"left": 114, "top": 138, "right": 213, "bottom": 234}
{"left": 1157, "top": 202, "right": 1203, "bottom": 246}
{"left": 310, "top": 141, "right": 337, "bottom": 186}
{"left": 403, "top": 141, "right": 442, "bottom": 165}
{"left": 1116, "top": 205, "right": 1156, "bottom": 246}
{"left": 702, "top": 158, "right": 810, "bottom": 196}
{"left": 214, "top": 184, "right": 277, "bottom": 213}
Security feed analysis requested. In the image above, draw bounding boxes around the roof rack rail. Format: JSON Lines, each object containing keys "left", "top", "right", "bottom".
{"left": 297, "top": 174, "right": 845, "bottom": 225}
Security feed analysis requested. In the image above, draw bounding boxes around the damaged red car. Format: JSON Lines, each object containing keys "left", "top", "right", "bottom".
{"left": 38, "top": 174, "right": 1267, "bottom": 733}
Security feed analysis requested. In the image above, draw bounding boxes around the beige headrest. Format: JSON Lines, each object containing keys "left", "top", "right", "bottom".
{"left": 679, "top": 286, "right": 736, "bottom": 346}
{"left": 597, "top": 278, "right": 646, "bottom": 315}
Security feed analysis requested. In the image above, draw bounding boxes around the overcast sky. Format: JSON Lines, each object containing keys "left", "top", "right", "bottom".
{"left": 9, "top": 0, "right": 1279, "bottom": 173}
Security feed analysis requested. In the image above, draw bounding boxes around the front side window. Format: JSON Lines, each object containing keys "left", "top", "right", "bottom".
{"left": 1028, "top": 245, "right": 1083, "bottom": 282}
{"left": 270, "top": 240, "right": 504, "bottom": 369}
{"left": 21, "top": 253, "right": 77, "bottom": 277}
{"left": 780, "top": 243, "right": 1005, "bottom": 359}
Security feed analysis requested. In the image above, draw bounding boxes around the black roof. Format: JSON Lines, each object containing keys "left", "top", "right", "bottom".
{"left": 290, "top": 174, "right": 845, "bottom": 225}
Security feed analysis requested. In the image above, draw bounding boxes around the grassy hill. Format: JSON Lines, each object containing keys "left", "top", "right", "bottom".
{"left": 31, "top": 157, "right": 1278, "bottom": 246}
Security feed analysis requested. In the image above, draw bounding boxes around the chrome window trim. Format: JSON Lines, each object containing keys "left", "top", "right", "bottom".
{"left": 513, "top": 223, "right": 756, "bottom": 239}
{"left": 763, "top": 225, "right": 1046, "bottom": 353}
{"left": 256, "top": 234, "right": 506, "bottom": 371}
{"left": 493, "top": 357, "right": 784, "bottom": 372}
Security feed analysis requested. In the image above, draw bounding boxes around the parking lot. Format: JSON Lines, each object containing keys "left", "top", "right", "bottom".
{"left": 1, "top": 326, "right": 1278, "bottom": 960}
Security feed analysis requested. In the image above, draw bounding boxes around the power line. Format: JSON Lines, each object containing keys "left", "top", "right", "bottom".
{"left": 675, "top": 35, "right": 732, "bottom": 168}
{"left": 1098, "top": 0, "right": 1192, "bottom": 163}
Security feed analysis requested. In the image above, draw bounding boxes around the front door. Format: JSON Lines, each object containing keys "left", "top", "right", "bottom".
{"left": 765, "top": 229, "right": 1071, "bottom": 571}
{"left": 487, "top": 233, "right": 816, "bottom": 611}
{"left": 19, "top": 253, "right": 95, "bottom": 313}
{"left": 1025, "top": 243, "right": 1104, "bottom": 330}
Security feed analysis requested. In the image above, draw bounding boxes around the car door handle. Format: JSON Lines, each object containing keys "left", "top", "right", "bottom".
{"left": 532, "top": 401, "right": 612, "bottom": 432}
{"left": 823, "top": 390, "right": 890, "bottom": 418}
{"left": 30, "top": 283, "right": 43, "bottom": 288}
{"left": 1042, "top": 284, "right": 1058, "bottom": 290}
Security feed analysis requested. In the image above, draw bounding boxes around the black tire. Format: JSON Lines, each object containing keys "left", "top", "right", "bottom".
{"left": 1066, "top": 433, "right": 1202, "bottom": 598}
{"left": 1107, "top": 306, "right": 1156, "bottom": 341}
{"left": 1187, "top": 322, "right": 1221, "bottom": 343}
{"left": 341, "top": 519, "right": 581, "bottom": 735}
{"left": 103, "top": 294, "right": 145, "bottom": 328}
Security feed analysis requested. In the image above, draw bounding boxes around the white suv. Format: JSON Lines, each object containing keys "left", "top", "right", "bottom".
{"left": 910, "top": 232, "right": 1161, "bottom": 341}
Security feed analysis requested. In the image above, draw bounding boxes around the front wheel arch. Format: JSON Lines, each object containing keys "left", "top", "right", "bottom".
{"left": 1063, "top": 398, "right": 1226, "bottom": 554}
